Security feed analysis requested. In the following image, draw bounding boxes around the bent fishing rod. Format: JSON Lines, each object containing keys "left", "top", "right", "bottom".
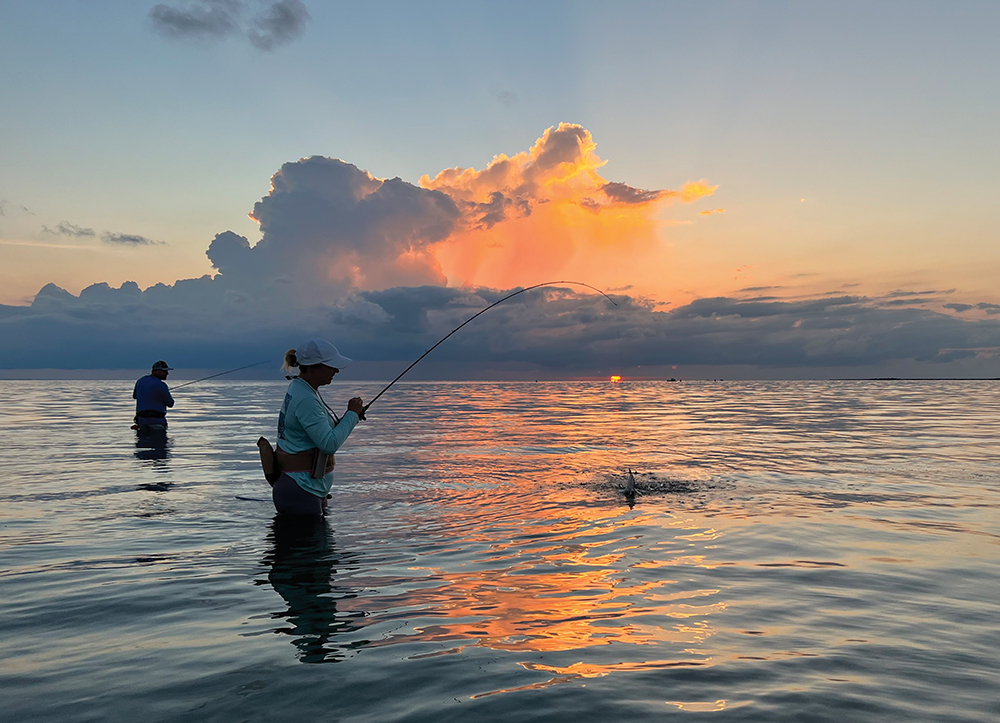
{"left": 363, "top": 280, "right": 618, "bottom": 412}
{"left": 170, "top": 360, "right": 270, "bottom": 391}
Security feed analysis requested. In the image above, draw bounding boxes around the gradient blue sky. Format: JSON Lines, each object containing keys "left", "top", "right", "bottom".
{"left": 1, "top": 1, "right": 998, "bottom": 375}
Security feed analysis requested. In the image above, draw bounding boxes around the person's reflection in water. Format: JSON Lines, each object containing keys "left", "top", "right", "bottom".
{"left": 262, "top": 516, "right": 370, "bottom": 663}
{"left": 135, "top": 428, "right": 169, "bottom": 460}
{"left": 135, "top": 429, "right": 171, "bottom": 490}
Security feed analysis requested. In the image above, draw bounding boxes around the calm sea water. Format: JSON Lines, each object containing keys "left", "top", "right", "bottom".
{"left": 1, "top": 380, "right": 998, "bottom": 722}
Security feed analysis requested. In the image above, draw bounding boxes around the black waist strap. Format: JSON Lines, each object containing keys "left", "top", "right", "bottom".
{"left": 137, "top": 409, "right": 166, "bottom": 418}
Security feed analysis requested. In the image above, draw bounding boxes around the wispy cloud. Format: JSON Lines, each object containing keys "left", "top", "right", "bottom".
{"left": 35, "top": 222, "right": 160, "bottom": 247}
{"left": 886, "top": 289, "right": 955, "bottom": 298}
{"left": 150, "top": 0, "right": 310, "bottom": 50}
{"left": 102, "top": 232, "right": 163, "bottom": 246}
{"left": 42, "top": 222, "right": 96, "bottom": 238}
{"left": 699, "top": 208, "right": 725, "bottom": 216}
{"left": 0, "top": 200, "right": 35, "bottom": 217}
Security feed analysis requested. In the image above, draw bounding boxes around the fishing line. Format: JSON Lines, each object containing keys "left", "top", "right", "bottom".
{"left": 170, "top": 360, "right": 270, "bottom": 391}
{"left": 364, "top": 280, "right": 618, "bottom": 411}
{"left": 298, "top": 377, "right": 342, "bottom": 424}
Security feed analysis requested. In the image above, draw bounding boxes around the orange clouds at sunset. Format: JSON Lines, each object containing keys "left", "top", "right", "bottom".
{"left": 422, "top": 124, "right": 718, "bottom": 295}
{"left": 676, "top": 182, "right": 718, "bottom": 203}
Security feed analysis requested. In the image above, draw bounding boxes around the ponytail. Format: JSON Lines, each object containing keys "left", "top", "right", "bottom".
{"left": 282, "top": 348, "right": 323, "bottom": 379}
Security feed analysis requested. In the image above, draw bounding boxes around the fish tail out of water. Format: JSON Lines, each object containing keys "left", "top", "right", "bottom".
{"left": 625, "top": 468, "right": 637, "bottom": 495}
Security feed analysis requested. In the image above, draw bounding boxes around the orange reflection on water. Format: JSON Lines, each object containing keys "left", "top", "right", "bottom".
{"left": 472, "top": 658, "right": 715, "bottom": 698}
{"left": 666, "top": 699, "right": 729, "bottom": 712}
{"left": 340, "top": 497, "right": 726, "bottom": 657}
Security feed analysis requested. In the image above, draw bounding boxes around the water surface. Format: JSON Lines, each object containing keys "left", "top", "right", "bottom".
{"left": 1, "top": 380, "right": 998, "bottom": 721}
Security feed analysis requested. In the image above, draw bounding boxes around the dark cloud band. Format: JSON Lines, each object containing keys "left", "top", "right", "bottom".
{"left": 3, "top": 280, "right": 999, "bottom": 374}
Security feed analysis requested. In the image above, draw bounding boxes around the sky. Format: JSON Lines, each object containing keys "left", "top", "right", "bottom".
{"left": 1, "top": 1, "right": 999, "bottom": 377}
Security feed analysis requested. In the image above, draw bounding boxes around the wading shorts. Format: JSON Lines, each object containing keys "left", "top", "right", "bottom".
{"left": 272, "top": 473, "right": 328, "bottom": 518}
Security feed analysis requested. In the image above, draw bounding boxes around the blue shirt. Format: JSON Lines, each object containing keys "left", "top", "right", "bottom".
{"left": 276, "top": 378, "right": 359, "bottom": 497}
{"left": 133, "top": 375, "right": 175, "bottom": 416}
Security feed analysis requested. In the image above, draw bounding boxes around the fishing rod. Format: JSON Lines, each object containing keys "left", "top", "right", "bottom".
{"left": 170, "top": 360, "right": 270, "bottom": 391}
{"left": 364, "top": 280, "right": 618, "bottom": 411}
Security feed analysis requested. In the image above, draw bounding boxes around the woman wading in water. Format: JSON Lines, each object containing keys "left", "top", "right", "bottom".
{"left": 270, "top": 339, "right": 365, "bottom": 517}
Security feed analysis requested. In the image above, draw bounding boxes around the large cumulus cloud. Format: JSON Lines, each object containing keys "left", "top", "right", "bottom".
{"left": 200, "top": 125, "right": 708, "bottom": 302}
{"left": 206, "top": 157, "right": 459, "bottom": 298}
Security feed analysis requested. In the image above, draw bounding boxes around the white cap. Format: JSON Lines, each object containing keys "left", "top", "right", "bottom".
{"left": 296, "top": 338, "right": 352, "bottom": 369}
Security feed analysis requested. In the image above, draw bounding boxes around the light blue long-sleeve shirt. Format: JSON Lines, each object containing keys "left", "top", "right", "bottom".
{"left": 276, "top": 377, "right": 359, "bottom": 497}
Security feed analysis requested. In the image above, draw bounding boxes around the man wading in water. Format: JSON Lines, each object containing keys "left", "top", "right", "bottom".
{"left": 133, "top": 360, "right": 175, "bottom": 432}
{"left": 259, "top": 339, "right": 365, "bottom": 518}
